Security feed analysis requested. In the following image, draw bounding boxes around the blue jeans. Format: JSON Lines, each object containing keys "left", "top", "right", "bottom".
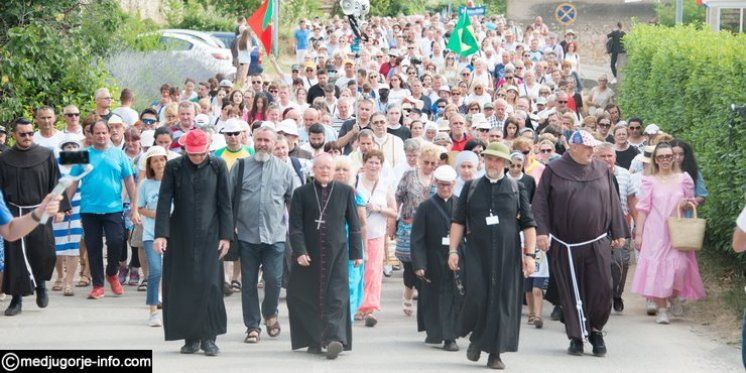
{"left": 142, "top": 241, "right": 162, "bottom": 306}
{"left": 239, "top": 241, "right": 284, "bottom": 331}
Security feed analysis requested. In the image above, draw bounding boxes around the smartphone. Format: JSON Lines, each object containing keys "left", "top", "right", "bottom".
{"left": 59, "top": 150, "right": 90, "bottom": 165}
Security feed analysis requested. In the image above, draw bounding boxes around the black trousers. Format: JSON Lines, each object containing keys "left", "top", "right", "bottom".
{"left": 81, "top": 213, "right": 125, "bottom": 287}
{"left": 610, "top": 52, "right": 620, "bottom": 77}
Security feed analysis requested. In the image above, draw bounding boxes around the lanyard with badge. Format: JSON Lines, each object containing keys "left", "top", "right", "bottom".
{"left": 485, "top": 185, "right": 500, "bottom": 226}
{"left": 429, "top": 196, "right": 454, "bottom": 246}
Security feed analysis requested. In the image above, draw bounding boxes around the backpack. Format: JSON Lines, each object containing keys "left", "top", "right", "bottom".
{"left": 605, "top": 37, "right": 613, "bottom": 54}
{"left": 290, "top": 157, "right": 305, "bottom": 185}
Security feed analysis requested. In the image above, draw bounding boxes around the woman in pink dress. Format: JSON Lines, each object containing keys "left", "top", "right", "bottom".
{"left": 631, "top": 143, "right": 705, "bottom": 324}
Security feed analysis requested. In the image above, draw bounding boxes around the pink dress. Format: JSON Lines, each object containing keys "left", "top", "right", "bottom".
{"left": 631, "top": 173, "right": 705, "bottom": 300}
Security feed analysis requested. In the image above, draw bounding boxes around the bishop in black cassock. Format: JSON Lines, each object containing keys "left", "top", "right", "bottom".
{"left": 287, "top": 153, "right": 362, "bottom": 360}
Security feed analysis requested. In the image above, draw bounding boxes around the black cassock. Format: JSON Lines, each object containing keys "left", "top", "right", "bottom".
{"left": 287, "top": 181, "right": 362, "bottom": 351}
{"left": 155, "top": 156, "right": 232, "bottom": 341}
{"left": 0, "top": 145, "right": 67, "bottom": 296}
{"left": 410, "top": 194, "right": 462, "bottom": 344}
{"left": 453, "top": 176, "right": 535, "bottom": 354}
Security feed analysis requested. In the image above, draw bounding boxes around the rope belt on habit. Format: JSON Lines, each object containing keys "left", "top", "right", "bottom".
{"left": 549, "top": 232, "right": 608, "bottom": 341}
{"left": 8, "top": 202, "right": 41, "bottom": 288}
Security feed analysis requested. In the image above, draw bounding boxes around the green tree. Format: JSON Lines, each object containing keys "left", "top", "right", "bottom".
{"left": 655, "top": 0, "right": 706, "bottom": 27}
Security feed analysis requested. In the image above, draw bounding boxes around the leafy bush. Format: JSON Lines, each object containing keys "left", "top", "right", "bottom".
{"left": 654, "top": 0, "right": 706, "bottom": 27}
{"left": 164, "top": 0, "right": 235, "bottom": 32}
{"left": 619, "top": 24, "right": 746, "bottom": 266}
{"left": 0, "top": 0, "right": 158, "bottom": 123}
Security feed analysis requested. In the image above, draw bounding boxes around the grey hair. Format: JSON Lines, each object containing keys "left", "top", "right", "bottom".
{"left": 595, "top": 142, "right": 615, "bottom": 152}
{"left": 253, "top": 125, "right": 277, "bottom": 140}
{"left": 403, "top": 138, "right": 421, "bottom": 153}
{"left": 358, "top": 128, "right": 374, "bottom": 139}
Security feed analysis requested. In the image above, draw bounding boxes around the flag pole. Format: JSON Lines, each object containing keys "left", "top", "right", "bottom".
{"left": 273, "top": 0, "right": 280, "bottom": 57}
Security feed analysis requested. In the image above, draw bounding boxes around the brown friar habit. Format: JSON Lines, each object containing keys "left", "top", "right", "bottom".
{"left": 532, "top": 152, "right": 629, "bottom": 340}
{"left": 0, "top": 144, "right": 68, "bottom": 296}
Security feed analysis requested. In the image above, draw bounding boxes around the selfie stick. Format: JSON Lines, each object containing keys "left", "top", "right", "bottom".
{"left": 39, "top": 164, "right": 94, "bottom": 224}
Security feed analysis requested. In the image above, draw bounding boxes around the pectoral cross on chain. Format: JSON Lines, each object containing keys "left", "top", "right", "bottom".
{"left": 315, "top": 217, "right": 325, "bottom": 230}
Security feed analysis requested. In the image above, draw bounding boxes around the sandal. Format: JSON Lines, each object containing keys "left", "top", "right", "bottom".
{"left": 137, "top": 280, "right": 148, "bottom": 292}
{"left": 534, "top": 317, "right": 544, "bottom": 329}
{"left": 354, "top": 313, "right": 364, "bottom": 321}
{"left": 52, "top": 280, "right": 63, "bottom": 292}
{"left": 75, "top": 275, "right": 91, "bottom": 288}
{"left": 402, "top": 298, "right": 414, "bottom": 316}
{"left": 265, "top": 317, "right": 281, "bottom": 337}
{"left": 527, "top": 314, "right": 536, "bottom": 325}
{"left": 230, "top": 280, "right": 242, "bottom": 292}
{"left": 63, "top": 285, "right": 74, "bottom": 296}
{"left": 364, "top": 314, "right": 378, "bottom": 327}
{"left": 244, "top": 329, "right": 260, "bottom": 344}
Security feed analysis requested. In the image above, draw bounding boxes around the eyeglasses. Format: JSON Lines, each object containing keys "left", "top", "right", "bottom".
{"left": 557, "top": 100, "right": 568, "bottom": 104}
{"left": 306, "top": 69, "right": 314, "bottom": 72}
{"left": 65, "top": 113, "right": 80, "bottom": 117}
{"left": 16, "top": 131, "right": 34, "bottom": 138}
{"left": 509, "top": 164, "right": 523, "bottom": 169}
{"left": 505, "top": 76, "right": 514, "bottom": 79}
{"left": 540, "top": 149, "right": 553, "bottom": 153}
{"left": 656, "top": 154, "right": 673, "bottom": 161}
{"left": 224, "top": 132, "right": 241, "bottom": 137}
{"left": 516, "top": 67, "right": 523, "bottom": 70}
{"left": 461, "top": 73, "right": 470, "bottom": 76}
{"left": 372, "top": 120, "right": 386, "bottom": 124}
{"left": 599, "top": 122, "right": 611, "bottom": 127}
{"left": 252, "top": 81, "right": 261, "bottom": 84}
{"left": 437, "top": 106, "right": 446, "bottom": 109}
{"left": 629, "top": 126, "right": 641, "bottom": 130}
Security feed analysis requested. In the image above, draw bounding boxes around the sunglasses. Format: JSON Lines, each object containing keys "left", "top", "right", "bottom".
{"left": 252, "top": 81, "right": 262, "bottom": 84}
{"left": 461, "top": 73, "right": 470, "bottom": 76}
{"left": 269, "top": 89, "right": 278, "bottom": 93}
{"left": 16, "top": 131, "right": 34, "bottom": 138}
{"left": 656, "top": 154, "right": 673, "bottom": 160}
{"left": 372, "top": 120, "right": 386, "bottom": 124}
{"left": 505, "top": 76, "right": 514, "bottom": 79}
{"left": 477, "top": 128, "right": 490, "bottom": 132}
{"left": 65, "top": 113, "right": 80, "bottom": 117}
{"left": 141, "top": 119, "right": 157, "bottom": 125}
{"left": 557, "top": 100, "right": 568, "bottom": 104}
{"left": 540, "top": 149, "right": 553, "bottom": 153}
{"left": 224, "top": 132, "right": 241, "bottom": 137}
{"left": 509, "top": 164, "right": 523, "bottom": 168}
{"left": 521, "top": 150, "right": 531, "bottom": 155}
{"left": 629, "top": 126, "right": 641, "bottom": 130}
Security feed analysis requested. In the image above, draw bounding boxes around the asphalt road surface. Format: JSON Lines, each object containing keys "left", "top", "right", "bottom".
{"left": 0, "top": 268, "right": 742, "bottom": 372}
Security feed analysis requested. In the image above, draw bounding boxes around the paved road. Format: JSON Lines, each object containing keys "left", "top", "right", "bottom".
{"left": 0, "top": 268, "right": 741, "bottom": 372}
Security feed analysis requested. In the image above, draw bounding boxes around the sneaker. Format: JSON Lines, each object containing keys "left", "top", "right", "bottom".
{"left": 588, "top": 331, "right": 607, "bottom": 357}
{"left": 148, "top": 312, "right": 162, "bottom": 327}
{"left": 107, "top": 275, "right": 124, "bottom": 296}
{"left": 656, "top": 308, "right": 670, "bottom": 324}
{"left": 128, "top": 270, "right": 140, "bottom": 286}
{"left": 383, "top": 265, "right": 393, "bottom": 277}
{"left": 645, "top": 300, "right": 657, "bottom": 316}
{"left": 567, "top": 338, "right": 584, "bottom": 356}
{"left": 669, "top": 297, "right": 684, "bottom": 317}
{"left": 117, "top": 265, "right": 128, "bottom": 284}
{"left": 550, "top": 305, "right": 562, "bottom": 321}
{"left": 88, "top": 286, "right": 105, "bottom": 299}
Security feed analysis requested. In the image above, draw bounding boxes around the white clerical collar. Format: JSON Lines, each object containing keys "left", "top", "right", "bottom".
{"left": 485, "top": 173, "right": 504, "bottom": 184}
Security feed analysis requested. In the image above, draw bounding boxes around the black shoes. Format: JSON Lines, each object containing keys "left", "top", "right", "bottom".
{"left": 613, "top": 297, "right": 624, "bottom": 312}
{"left": 588, "top": 331, "right": 607, "bottom": 357}
{"left": 567, "top": 338, "right": 584, "bottom": 356}
{"left": 550, "top": 306, "right": 563, "bottom": 321}
{"left": 443, "top": 340, "right": 459, "bottom": 352}
{"left": 4, "top": 297, "right": 22, "bottom": 316}
{"left": 201, "top": 339, "right": 220, "bottom": 356}
{"left": 326, "top": 341, "right": 343, "bottom": 360}
{"left": 307, "top": 346, "right": 322, "bottom": 355}
{"left": 180, "top": 339, "right": 201, "bottom": 354}
{"left": 36, "top": 288, "right": 49, "bottom": 308}
{"left": 466, "top": 342, "right": 481, "bottom": 362}
{"left": 487, "top": 353, "right": 505, "bottom": 370}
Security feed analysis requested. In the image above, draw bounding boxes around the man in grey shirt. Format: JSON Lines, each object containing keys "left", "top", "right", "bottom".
{"left": 231, "top": 126, "right": 295, "bottom": 344}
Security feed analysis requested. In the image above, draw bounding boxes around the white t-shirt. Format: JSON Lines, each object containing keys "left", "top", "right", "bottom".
{"left": 737, "top": 206, "right": 746, "bottom": 231}
{"left": 356, "top": 175, "right": 392, "bottom": 239}
{"left": 33, "top": 130, "right": 66, "bottom": 153}
{"left": 111, "top": 107, "right": 139, "bottom": 127}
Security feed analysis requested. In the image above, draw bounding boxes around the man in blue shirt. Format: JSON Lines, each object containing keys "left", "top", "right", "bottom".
{"left": 294, "top": 19, "right": 311, "bottom": 63}
{"left": 72, "top": 120, "right": 139, "bottom": 300}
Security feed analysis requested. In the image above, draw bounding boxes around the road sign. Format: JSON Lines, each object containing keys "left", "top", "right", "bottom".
{"left": 554, "top": 2, "right": 577, "bottom": 26}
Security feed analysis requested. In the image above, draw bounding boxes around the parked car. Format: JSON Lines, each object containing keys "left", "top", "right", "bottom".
{"left": 162, "top": 29, "right": 227, "bottom": 49}
{"left": 209, "top": 31, "right": 237, "bottom": 52}
{"left": 156, "top": 31, "right": 234, "bottom": 76}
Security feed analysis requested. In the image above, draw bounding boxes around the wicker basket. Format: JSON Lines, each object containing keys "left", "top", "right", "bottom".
{"left": 667, "top": 201, "right": 705, "bottom": 251}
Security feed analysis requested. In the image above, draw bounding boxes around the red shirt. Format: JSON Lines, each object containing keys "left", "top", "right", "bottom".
{"left": 451, "top": 134, "right": 472, "bottom": 151}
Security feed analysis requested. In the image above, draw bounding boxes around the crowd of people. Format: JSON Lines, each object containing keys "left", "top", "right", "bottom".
{"left": 0, "top": 10, "right": 722, "bottom": 370}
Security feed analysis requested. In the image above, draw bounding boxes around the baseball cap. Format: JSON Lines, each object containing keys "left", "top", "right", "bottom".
{"left": 194, "top": 114, "right": 210, "bottom": 128}
{"left": 219, "top": 79, "right": 233, "bottom": 88}
{"left": 483, "top": 102, "right": 495, "bottom": 109}
{"left": 178, "top": 129, "right": 209, "bottom": 154}
{"left": 433, "top": 132, "right": 452, "bottom": 144}
{"left": 277, "top": 119, "right": 299, "bottom": 137}
{"left": 569, "top": 130, "right": 603, "bottom": 147}
{"left": 291, "top": 64, "right": 301, "bottom": 72}
{"left": 433, "top": 165, "right": 457, "bottom": 182}
{"left": 220, "top": 118, "right": 245, "bottom": 134}
{"left": 59, "top": 133, "right": 82, "bottom": 149}
{"left": 535, "top": 97, "right": 548, "bottom": 105}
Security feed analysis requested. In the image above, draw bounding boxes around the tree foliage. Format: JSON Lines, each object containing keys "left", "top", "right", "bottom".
{"left": 654, "top": 0, "right": 706, "bottom": 27}
{"left": 0, "top": 0, "right": 158, "bottom": 123}
{"left": 619, "top": 24, "right": 746, "bottom": 266}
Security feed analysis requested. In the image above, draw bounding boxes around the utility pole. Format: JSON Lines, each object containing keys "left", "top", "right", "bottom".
{"left": 273, "top": 0, "right": 280, "bottom": 57}
{"left": 675, "top": 0, "right": 684, "bottom": 25}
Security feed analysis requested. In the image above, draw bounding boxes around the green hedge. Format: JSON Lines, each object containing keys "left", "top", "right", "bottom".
{"left": 619, "top": 25, "right": 746, "bottom": 265}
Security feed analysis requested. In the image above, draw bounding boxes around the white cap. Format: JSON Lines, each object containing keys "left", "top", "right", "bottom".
{"left": 433, "top": 165, "right": 457, "bottom": 182}
{"left": 259, "top": 121, "right": 276, "bottom": 130}
{"left": 438, "top": 85, "right": 451, "bottom": 93}
{"left": 210, "top": 133, "right": 227, "bottom": 151}
{"left": 220, "top": 118, "right": 246, "bottom": 133}
{"left": 194, "top": 114, "right": 210, "bottom": 128}
{"left": 59, "top": 133, "right": 83, "bottom": 149}
{"left": 277, "top": 119, "right": 299, "bottom": 136}
{"left": 107, "top": 114, "right": 124, "bottom": 125}
{"left": 219, "top": 79, "right": 233, "bottom": 88}
{"left": 470, "top": 113, "right": 488, "bottom": 127}
{"left": 643, "top": 123, "right": 660, "bottom": 135}
{"left": 140, "top": 129, "right": 155, "bottom": 147}
{"left": 144, "top": 145, "right": 167, "bottom": 160}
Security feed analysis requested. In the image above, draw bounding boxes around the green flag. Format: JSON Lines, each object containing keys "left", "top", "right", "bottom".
{"left": 447, "top": 11, "right": 479, "bottom": 57}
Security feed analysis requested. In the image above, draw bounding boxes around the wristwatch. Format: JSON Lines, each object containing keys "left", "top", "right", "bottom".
{"left": 30, "top": 210, "right": 41, "bottom": 223}
{"left": 523, "top": 252, "right": 536, "bottom": 258}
